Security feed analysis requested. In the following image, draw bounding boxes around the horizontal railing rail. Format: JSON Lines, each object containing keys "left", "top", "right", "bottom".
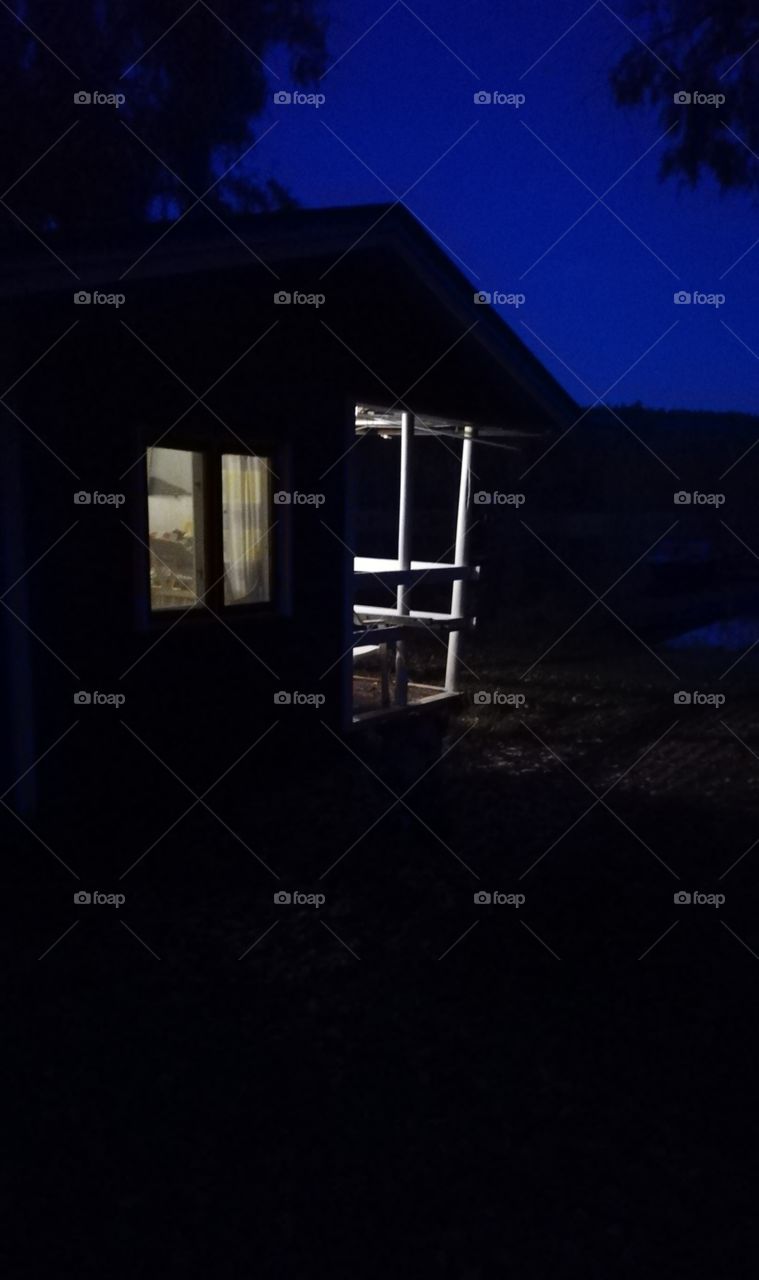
{"left": 354, "top": 557, "right": 479, "bottom": 590}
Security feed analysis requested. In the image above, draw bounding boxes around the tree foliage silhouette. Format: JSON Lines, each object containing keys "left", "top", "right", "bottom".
{"left": 611, "top": 0, "right": 758, "bottom": 191}
{"left": 0, "top": 0, "right": 328, "bottom": 239}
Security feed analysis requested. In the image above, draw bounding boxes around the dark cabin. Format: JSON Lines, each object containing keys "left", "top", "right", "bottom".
{"left": 0, "top": 204, "right": 576, "bottom": 819}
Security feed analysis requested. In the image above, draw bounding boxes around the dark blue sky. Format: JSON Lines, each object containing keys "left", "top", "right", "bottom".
{"left": 259, "top": 0, "right": 758, "bottom": 414}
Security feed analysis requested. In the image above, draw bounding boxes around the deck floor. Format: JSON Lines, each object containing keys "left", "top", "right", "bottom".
{"left": 352, "top": 672, "right": 443, "bottom": 713}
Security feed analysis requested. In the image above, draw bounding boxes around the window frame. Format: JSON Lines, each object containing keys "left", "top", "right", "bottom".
{"left": 142, "top": 434, "right": 284, "bottom": 624}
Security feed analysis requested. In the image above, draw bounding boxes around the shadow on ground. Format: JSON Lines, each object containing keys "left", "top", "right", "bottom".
{"left": 8, "top": 635, "right": 758, "bottom": 1274}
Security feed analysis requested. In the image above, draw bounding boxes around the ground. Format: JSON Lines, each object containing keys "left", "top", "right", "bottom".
{"left": 8, "top": 629, "right": 758, "bottom": 1274}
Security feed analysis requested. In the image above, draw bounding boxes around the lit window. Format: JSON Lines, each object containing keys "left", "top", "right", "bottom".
{"left": 222, "top": 454, "right": 272, "bottom": 605}
{"left": 146, "top": 447, "right": 205, "bottom": 610}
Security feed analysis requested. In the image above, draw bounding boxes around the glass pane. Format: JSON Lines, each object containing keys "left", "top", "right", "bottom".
{"left": 146, "top": 447, "right": 205, "bottom": 610}
{"left": 222, "top": 454, "right": 271, "bottom": 605}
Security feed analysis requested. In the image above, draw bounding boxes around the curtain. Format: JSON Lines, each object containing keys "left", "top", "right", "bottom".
{"left": 222, "top": 454, "right": 271, "bottom": 604}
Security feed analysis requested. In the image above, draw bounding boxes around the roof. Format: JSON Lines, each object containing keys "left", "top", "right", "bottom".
{"left": 0, "top": 203, "right": 578, "bottom": 431}
{"left": 355, "top": 405, "right": 528, "bottom": 446}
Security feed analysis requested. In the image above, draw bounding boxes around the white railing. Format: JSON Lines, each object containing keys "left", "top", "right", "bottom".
{"left": 351, "top": 415, "right": 476, "bottom": 718}
{"left": 354, "top": 556, "right": 478, "bottom": 591}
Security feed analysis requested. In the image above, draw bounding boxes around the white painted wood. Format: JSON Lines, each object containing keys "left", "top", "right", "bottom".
{"left": 355, "top": 557, "right": 455, "bottom": 571}
{"left": 446, "top": 428, "right": 474, "bottom": 692}
{"left": 395, "top": 411, "right": 414, "bottom": 707}
{"left": 353, "top": 564, "right": 478, "bottom": 590}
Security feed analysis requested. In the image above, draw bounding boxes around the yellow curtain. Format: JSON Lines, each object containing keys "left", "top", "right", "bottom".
{"left": 222, "top": 454, "right": 271, "bottom": 604}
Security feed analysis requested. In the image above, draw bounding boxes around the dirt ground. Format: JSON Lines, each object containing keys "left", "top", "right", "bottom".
{"left": 8, "top": 629, "right": 758, "bottom": 1275}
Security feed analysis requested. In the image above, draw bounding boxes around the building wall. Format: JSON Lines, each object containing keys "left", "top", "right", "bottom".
{"left": 1, "top": 273, "right": 353, "bottom": 824}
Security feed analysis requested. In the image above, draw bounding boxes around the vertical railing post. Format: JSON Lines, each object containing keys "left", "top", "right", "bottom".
{"left": 445, "top": 426, "right": 474, "bottom": 692}
{"left": 395, "top": 410, "right": 414, "bottom": 705}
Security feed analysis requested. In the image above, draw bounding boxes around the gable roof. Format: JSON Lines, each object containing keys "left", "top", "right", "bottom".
{"left": 0, "top": 203, "right": 578, "bottom": 430}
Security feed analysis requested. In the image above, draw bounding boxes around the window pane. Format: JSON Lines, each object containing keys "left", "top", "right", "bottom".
{"left": 146, "top": 447, "right": 205, "bottom": 610}
{"left": 222, "top": 454, "right": 271, "bottom": 605}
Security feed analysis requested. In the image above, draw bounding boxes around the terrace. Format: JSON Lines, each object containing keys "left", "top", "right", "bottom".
{"left": 351, "top": 405, "right": 519, "bottom": 722}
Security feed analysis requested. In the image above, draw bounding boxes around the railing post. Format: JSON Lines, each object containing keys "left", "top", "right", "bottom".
{"left": 445, "top": 426, "right": 474, "bottom": 692}
{"left": 395, "top": 411, "right": 414, "bottom": 705}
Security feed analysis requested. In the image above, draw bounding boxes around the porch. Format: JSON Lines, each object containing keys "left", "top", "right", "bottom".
{"left": 350, "top": 405, "right": 514, "bottom": 723}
